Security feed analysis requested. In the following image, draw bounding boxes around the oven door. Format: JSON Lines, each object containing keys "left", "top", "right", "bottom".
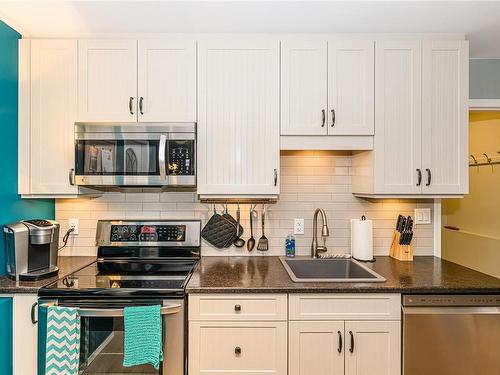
{"left": 38, "top": 299, "right": 185, "bottom": 375}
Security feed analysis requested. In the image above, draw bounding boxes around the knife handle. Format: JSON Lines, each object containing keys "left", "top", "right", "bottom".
{"left": 416, "top": 169, "right": 422, "bottom": 186}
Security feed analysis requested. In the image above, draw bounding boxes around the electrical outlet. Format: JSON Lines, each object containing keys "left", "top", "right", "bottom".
{"left": 68, "top": 218, "right": 79, "bottom": 235}
{"left": 294, "top": 218, "right": 305, "bottom": 235}
{"left": 414, "top": 208, "right": 431, "bottom": 225}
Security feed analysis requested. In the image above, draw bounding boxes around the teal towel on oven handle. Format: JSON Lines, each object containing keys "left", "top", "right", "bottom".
{"left": 123, "top": 304, "right": 163, "bottom": 369}
{"left": 45, "top": 305, "right": 80, "bottom": 375}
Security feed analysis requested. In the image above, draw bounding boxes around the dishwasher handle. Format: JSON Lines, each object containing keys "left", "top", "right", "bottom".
{"left": 403, "top": 306, "right": 500, "bottom": 315}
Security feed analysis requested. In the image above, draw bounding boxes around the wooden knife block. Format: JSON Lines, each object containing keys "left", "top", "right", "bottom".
{"left": 389, "top": 231, "right": 413, "bottom": 261}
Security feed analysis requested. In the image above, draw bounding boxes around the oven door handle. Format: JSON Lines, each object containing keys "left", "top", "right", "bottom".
{"left": 39, "top": 302, "right": 182, "bottom": 317}
{"left": 159, "top": 134, "right": 167, "bottom": 181}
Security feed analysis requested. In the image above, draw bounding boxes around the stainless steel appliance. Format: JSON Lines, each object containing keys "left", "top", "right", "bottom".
{"left": 74, "top": 123, "right": 196, "bottom": 188}
{"left": 403, "top": 294, "right": 500, "bottom": 375}
{"left": 38, "top": 219, "right": 201, "bottom": 375}
{"left": 3, "top": 219, "right": 59, "bottom": 280}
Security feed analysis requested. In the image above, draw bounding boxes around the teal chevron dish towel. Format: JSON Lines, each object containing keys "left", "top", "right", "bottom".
{"left": 45, "top": 306, "right": 80, "bottom": 375}
{"left": 123, "top": 305, "right": 163, "bottom": 369}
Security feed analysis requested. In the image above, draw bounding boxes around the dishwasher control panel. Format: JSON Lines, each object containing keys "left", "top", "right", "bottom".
{"left": 403, "top": 294, "right": 500, "bottom": 306}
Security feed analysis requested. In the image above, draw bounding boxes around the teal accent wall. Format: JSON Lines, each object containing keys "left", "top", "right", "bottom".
{"left": 0, "top": 21, "right": 55, "bottom": 276}
{"left": 0, "top": 298, "right": 13, "bottom": 374}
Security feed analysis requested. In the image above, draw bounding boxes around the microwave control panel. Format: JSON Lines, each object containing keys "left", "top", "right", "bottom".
{"left": 110, "top": 224, "right": 186, "bottom": 242}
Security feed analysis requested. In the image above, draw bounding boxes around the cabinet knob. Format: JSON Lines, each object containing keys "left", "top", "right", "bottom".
{"left": 234, "top": 304, "right": 241, "bottom": 312}
{"left": 235, "top": 346, "right": 242, "bottom": 355}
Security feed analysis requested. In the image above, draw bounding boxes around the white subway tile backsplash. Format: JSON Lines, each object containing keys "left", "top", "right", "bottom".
{"left": 55, "top": 153, "right": 434, "bottom": 257}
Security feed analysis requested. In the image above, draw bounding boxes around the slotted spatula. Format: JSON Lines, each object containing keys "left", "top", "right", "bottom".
{"left": 257, "top": 205, "right": 269, "bottom": 251}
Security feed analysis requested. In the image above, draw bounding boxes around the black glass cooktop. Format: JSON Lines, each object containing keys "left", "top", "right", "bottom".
{"left": 39, "top": 259, "right": 198, "bottom": 298}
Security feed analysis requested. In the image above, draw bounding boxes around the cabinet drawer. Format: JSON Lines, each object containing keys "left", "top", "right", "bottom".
{"left": 289, "top": 294, "right": 401, "bottom": 321}
{"left": 189, "top": 294, "right": 287, "bottom": 321}
{"left": 189, "top": 321, "right": 287, "bottom": 375}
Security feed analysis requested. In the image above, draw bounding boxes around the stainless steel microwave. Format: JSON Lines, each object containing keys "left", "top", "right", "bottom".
{"left": 73, "top": 123, "right": 196, "bottom": 188}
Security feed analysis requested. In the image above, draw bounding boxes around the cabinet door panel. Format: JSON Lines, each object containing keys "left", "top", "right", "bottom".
{"left": 197, "top": 40, "right": 280, "bottom": 195}
{"left": 0, "top": 298, "right": 12, "bottom": 375}
{"left": 328, "top": 40, "right": 374, "bottom": 135}
{"left": 78, "top": 39, "right": 137, "bottom": 122}
{"left": 345, "top": 321, "right": 401, "bottom": 375}
{"left": 374, "top": 40, "right": 422, "bottom": 194}
{"left": 30, "top": 39, "right": 78, "bottom": 194}
{"left": 281, "top": 40, "right": 328, "bottom": 135}
{"left": 189, "top": 321, "right": 287, "bottom": 375}
{"left": 422, "top": 40, "right": 468, "bottom": 194}
{"left": 138, "top": 40, "right": 196, "bottom": 122}
{"left": 289, "top": 321, "right": 345, "bottom": 375}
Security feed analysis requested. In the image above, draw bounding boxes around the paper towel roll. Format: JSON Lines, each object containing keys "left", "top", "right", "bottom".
{"left": 350, "top": 216, "right": 373, "bottom": 261}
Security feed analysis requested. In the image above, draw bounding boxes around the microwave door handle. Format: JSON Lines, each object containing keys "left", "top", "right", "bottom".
{"left": 159, "top": 134, "right": 167, "bottom": 181}
{"left": 39, "top": 302, "right": 181, "bottom": 317}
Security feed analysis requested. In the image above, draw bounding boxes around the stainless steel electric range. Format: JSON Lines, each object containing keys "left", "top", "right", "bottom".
{"left": 38, "top": 219, "right": 201, "bottom": 375}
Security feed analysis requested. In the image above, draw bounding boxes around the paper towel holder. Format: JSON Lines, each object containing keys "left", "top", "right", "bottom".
{"left": 351, "top": 215, "right": 376, "bottom": 263}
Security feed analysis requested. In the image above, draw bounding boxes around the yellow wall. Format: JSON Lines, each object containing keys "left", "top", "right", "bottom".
{"left": 442, "top": 112, "right": 500, "bottom": 278}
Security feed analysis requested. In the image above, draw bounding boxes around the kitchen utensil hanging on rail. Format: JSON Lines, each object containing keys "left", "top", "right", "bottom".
{"left": 201, "top": 205, "right": 237, "bottom": 249}
{"left": 233, "top": 204, "right": 245, "bottom": 248}
{"left": 257, "top": 204, "right": 269, "bottom": 251}
{"left": 247, "top": 205, "right": 257, "bottom": 252}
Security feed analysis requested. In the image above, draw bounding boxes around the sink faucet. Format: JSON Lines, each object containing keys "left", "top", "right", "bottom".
{"left": 311, "top": 208, "right": 329, "bottom": 258}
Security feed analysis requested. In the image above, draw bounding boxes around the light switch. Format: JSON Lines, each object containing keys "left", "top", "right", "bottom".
{"left": 414, "top": 208, "right": 431, "bottom": 225}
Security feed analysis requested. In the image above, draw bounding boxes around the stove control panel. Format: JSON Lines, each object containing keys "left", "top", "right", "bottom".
{"left": 110, "top": 224, "right": 186, "bottom": 242}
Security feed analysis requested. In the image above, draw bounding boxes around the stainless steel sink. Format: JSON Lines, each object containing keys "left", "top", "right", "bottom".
{"left": 279, "top": 257, "right": 386, "bottom": 282}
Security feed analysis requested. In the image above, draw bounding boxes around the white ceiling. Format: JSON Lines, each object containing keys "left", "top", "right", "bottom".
{"left": 1, "top": 0, "right": 500, "bottom": 57}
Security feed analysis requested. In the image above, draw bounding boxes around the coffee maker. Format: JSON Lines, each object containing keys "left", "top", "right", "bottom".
{"left": 3, "top": 219, "right": 59, "bottom": 281}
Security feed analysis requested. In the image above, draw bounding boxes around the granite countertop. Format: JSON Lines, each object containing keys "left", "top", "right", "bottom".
{"left": 0, "top": 256, "right": 95, "bottom": 294}
{"left": 186, "top": 256, "right": 500, "bottom": 294}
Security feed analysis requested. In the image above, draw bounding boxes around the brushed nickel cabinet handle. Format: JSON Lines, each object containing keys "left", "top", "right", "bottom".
{"left": 349, "top": 330, "right": 354, "bottom": 353}
{"left": 139, "top": 97, "right": 144, "bottom": 115}
{"left": 321, "top": 109, "right": 326, "bottom": 127}
{"left": 273, "top": 169, "right": 278, "bottom": 186}
{"left": 331, "top": 109, "right": 336, "bottom": 127}
{"left": 69, "top": 168, "right": 75, "bottom": 186}
{"left": 129, "top": 97, "right": 134, "bottom": 115}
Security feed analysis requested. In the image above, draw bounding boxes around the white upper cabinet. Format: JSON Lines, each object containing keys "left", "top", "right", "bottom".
{"left": 328, "top": 40, "right": 375, "bottom": 135}
{"left": 29, "top": 39, "right": 78, "bottom": 194}
{"left": 197, "top": 39, "right": 280, "bottom": 196}
{"left": 422, "top": 40, "right": 469, "bottom": 194}
{"left": 281, "top": 40, "right": 328, "bottom": 135}
{"left": 353, "top": 38, "right": 468, "bottom": 197}
{"left": 138, "top": 40, "right": 196, "bottom": 122}
{"left": 281, "top": 39, "right": 374, "bottom": 137}
{"left": 78, "top": 39, "right": 138, "bottom": 122}
{"left": 373, "top": 40, "right": 422, "bottom": 194}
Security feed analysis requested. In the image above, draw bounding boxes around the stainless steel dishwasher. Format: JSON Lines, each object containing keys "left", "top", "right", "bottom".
{"left": 403, "top": 295, "right": 500, "bottom": 375}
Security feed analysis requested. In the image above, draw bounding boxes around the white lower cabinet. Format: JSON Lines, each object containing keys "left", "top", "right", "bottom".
{"left": 289, "top": 321, "right": 345, "bottom": 375}
{"left": 189, "top": 293, "right": 401, "bottom": 375}
{"left": 189, "top": 321, "right": 287, "bottom": 375}
{"left": 344, "top": 321, "right": 401, "bottom": 375}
